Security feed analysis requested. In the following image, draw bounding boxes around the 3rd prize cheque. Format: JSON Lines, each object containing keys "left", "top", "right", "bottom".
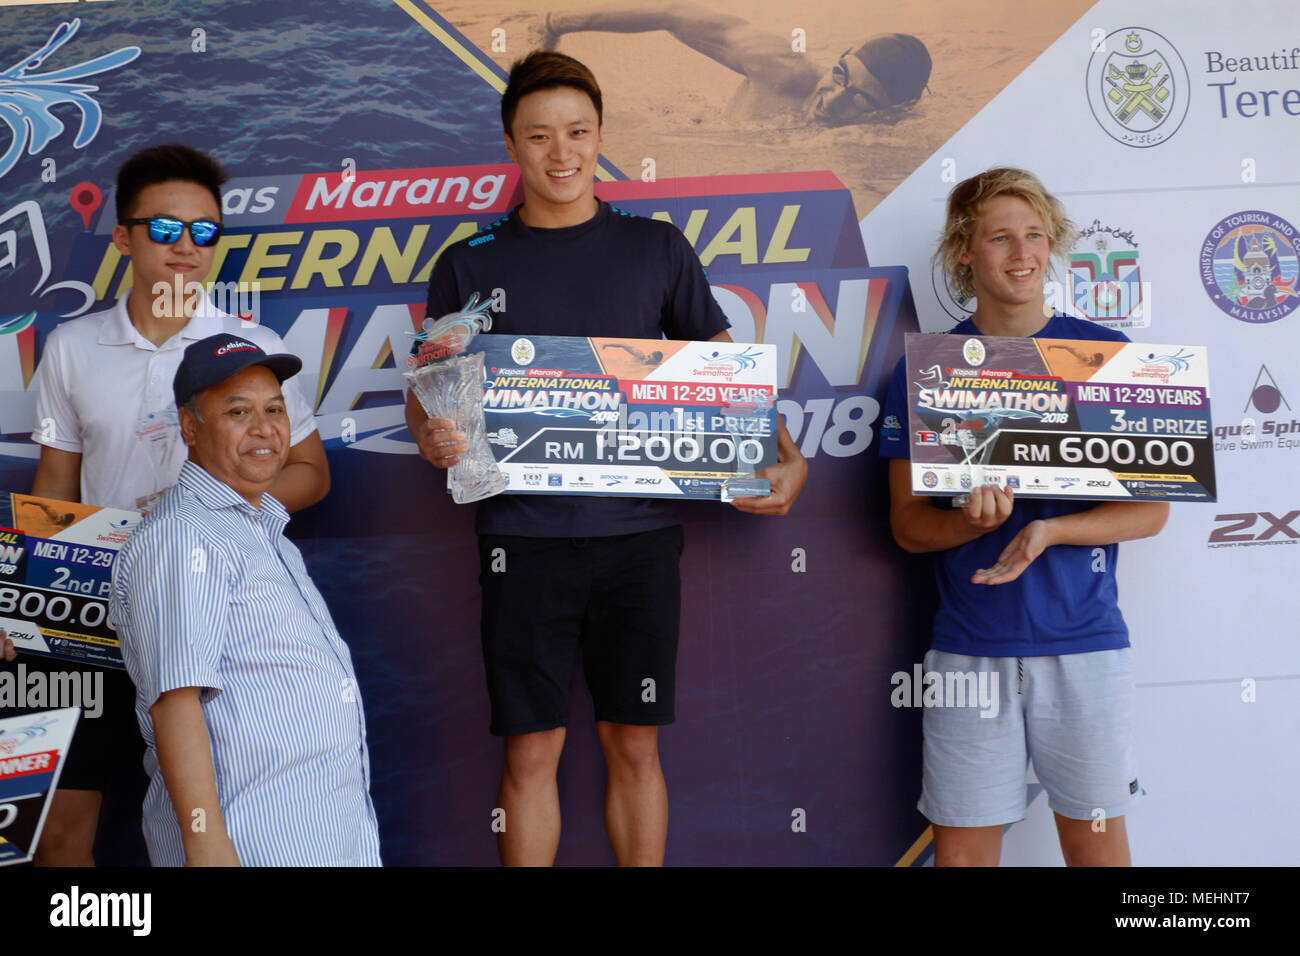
{"left": 903, "top": 332, "right": 1217, "bottom": 502}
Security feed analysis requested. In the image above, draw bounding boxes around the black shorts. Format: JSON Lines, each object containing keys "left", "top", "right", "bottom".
{"left": 0, "top": 657, "right": 144, "bottom": 792}
{"left": 477, "top": 526, "right": 683, "bottom": 736}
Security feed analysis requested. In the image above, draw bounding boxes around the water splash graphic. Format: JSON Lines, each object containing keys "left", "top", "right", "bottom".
{"left": 0, "top": 18, "right": 141, "bottom": 181}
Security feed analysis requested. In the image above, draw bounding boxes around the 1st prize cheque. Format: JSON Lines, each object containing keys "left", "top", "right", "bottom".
{"left": 473, "top": 335, "right": 778, "bottom": 498}
{"left": 903, "top": 332, "right": 1217, "bottom": 502}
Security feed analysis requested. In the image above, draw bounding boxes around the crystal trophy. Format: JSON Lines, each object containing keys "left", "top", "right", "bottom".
{"left": 403, "top": 293, "right": 507, "bottom": 504}
{"left": 718, "top": 393, "right": 773, "bottom": 502}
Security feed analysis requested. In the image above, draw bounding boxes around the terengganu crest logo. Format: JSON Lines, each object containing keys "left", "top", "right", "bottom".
{"left": 1086, "top": 27, "right": 1189, "bottom": 148}
{"left": 1199, "top": 211, "right": 1299, "bottom": 324}
{"left": 961, "top": 338, "right": 986, "bottom": 366}
{"left": 510, "top": 338, "right": 535, "bottom": 365}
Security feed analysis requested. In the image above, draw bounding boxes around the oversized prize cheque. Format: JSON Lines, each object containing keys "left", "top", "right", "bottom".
{"left": 0, "top": 492, "right": 140, "bottom": 670}
{"left": 902, "top": 333, "right": 1217, "bottom": 502}
{"left": 410, "top": 330, "right": 779, "bottom": 500}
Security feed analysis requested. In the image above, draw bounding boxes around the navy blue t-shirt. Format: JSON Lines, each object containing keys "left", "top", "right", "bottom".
{"left": 880, "top": 314, "right": 1133, "bottom": 657}
{"left": 422, "top": 201, "right": 730, "bottom": 537}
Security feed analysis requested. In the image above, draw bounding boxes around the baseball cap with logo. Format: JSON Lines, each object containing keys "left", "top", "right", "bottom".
{"left": 173, "top": 332, "right": 303, "bottom": 408}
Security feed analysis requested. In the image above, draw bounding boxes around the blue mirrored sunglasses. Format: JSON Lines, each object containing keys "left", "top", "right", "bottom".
{"left": 121, "top": 216, "right": 222, "bottom": 247}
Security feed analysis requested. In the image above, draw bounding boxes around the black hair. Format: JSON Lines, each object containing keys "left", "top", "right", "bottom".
{"left": 854, "top": 34, "right": 932, "bottom": 106}
{"left": 115, "top": 144, "right": 227, "bottom": 222}
{"left": 501, "top": 50, "right": 603, "bottom": 137}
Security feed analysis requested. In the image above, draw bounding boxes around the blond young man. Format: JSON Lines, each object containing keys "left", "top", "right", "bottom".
{"left": 880, "top": 168, "right": 1168, "bottom": 866}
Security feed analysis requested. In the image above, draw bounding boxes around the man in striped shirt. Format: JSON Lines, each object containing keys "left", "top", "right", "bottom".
{"left": 111, "top": 333, "right": 381, "bottom": 866}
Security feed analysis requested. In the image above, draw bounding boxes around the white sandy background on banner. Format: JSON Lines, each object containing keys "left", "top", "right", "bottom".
{"left": 437, "top": 0, "right": 1092, "bottom": 219}
{"left": 863, "top": 0, "right": 1300, "bottom": 864}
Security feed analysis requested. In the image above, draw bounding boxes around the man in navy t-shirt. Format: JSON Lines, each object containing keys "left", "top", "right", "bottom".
{"left": 404, "top": 50, "right": 807, "bottom": 866}
{"left": 880, "top": 168, "right": 1168, "bottom": 866}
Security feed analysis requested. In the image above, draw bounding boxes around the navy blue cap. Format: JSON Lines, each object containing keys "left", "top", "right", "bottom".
{"left": 173, "top": 332, "right": 303, "bottom": 408}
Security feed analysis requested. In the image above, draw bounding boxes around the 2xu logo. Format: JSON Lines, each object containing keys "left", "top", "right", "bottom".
{"left": 1208, "top": 510, "right": 1300, "bottom": 543}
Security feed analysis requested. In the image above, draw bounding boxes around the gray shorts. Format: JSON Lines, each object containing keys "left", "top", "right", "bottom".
{"left": 918, "top": 647, "right": 1138, "bottom": 827}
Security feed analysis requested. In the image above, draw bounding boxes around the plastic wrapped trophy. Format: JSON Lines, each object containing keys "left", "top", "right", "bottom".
{"left": 718, "top": 393, "right": 773, "bottom": 503}
{"left": 404, "top": 293, "right": 507, "bottom": 503}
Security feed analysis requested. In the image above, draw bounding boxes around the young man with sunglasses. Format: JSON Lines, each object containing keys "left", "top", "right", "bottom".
{"left": 5, "top": 144, "right": 329, "bottom": 866}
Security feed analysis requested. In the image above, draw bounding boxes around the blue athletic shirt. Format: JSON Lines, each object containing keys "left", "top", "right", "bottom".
{"left": 420, "top": 201, "right": 730, "bottom": 538}
{"left": 879, "top": 314, "right": 1132, "bottom": 657}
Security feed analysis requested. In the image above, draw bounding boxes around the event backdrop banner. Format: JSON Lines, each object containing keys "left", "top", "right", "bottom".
{"left": 0, "top": 0, "right": 1294, "bottom": 866}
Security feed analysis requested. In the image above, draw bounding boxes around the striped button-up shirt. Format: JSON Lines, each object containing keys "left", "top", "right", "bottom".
{"left": 111, "top": 462, "right": 381, "bottom": 866}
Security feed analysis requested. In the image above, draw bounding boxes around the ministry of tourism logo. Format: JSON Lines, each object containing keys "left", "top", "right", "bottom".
{"left": 1086, "top": 27, "right": 1189, "bottom": 148}
{"left": 1068, "top": 220, "right": 1148, "bottom": 328}
{"left": 1199, "top": 211, "right": 1299, "bottom": 324}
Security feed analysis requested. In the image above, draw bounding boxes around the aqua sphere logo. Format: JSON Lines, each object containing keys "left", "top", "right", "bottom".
{"left": 1199, "top": 211, "right": 1299, "bottom": 324}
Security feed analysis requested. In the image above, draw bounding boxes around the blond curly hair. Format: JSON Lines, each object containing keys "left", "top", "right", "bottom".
{"left": 934, "top": 167, "right": 1077, "bottom": 300}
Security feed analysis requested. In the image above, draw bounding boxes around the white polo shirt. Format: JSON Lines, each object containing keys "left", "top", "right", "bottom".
{"left": 31, "top": 292, "right": 317, "bottom": 511}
